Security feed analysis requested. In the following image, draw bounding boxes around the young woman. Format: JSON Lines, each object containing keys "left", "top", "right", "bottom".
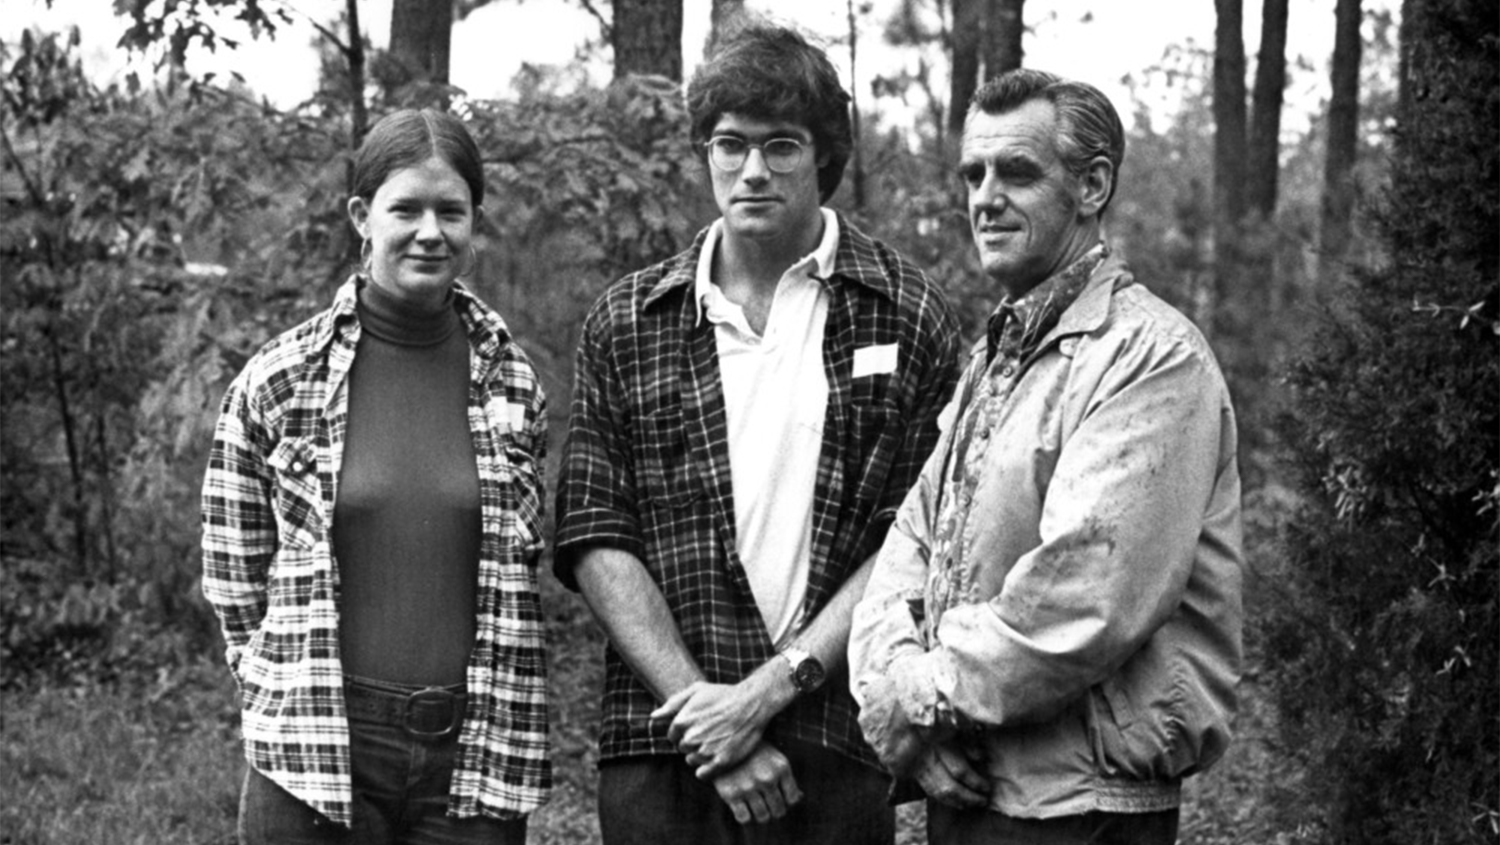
{"left": 202, "top": 109, "right": 548, "bottom": 844}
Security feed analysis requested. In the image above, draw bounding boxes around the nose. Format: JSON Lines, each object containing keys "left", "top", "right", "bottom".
{"left": 971, "top": 172, "right": 1008, "bottom": 215}
{"left": 740, "top": 146, "right": 772, "bottom": 182}
{"left": 415, "top": 210, "right": 443, "bottom": 243}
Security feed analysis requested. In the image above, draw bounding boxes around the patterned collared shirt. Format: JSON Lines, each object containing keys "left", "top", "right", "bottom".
{"left": 936, "top": 244, "right": 1108, "bottom": 640}
{"left": 201, "top": 277, "right": 550, "bottom": 827}
{"left": 985, "top": 243, "right": 1108, "bottom": 366}
{"left": 554, "top": 214, "right": 961, "bottom": 767}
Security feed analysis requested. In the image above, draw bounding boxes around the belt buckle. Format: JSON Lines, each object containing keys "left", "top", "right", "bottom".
{"left": 404, "top": 687, "right": 461, "bottom": 740}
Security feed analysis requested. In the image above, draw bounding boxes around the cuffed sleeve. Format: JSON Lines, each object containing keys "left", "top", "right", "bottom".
{"left": 552, "top": 297, "right": 645, "bottom": 590}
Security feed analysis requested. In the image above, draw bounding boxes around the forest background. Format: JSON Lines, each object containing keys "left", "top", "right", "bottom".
{"left": 1, "top": 0, "right": 1494, "bottom": 843}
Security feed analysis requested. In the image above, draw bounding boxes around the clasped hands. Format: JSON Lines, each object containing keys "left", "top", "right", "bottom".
{"left": 857, "top": 672, "right": 990, "bottom": 809}
{"left": 652, "top": 678, "right": 801, "bottom": 824}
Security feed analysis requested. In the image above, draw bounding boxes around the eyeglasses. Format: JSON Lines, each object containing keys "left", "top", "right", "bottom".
{"left": 704, "top": 136, "right": 808, "bottom": 174}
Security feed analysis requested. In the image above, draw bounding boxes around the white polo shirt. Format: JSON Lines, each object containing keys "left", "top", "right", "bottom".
{"left": 694, "top": 209, "right": 839, "bottom": 647}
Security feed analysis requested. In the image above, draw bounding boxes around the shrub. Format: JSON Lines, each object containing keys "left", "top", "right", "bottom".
{"left": 1265, "top": 0, "right": 1500, "bottom": 841}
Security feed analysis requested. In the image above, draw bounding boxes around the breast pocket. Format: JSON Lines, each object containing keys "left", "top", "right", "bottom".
{"left": 265, "top": 437, "right": 323, "bottom": 550}
{"left": 635, "top": 405, "right": 704, "bottom": 509}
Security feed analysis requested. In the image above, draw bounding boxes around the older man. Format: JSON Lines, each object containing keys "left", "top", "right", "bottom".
{"left": 849, "top": 69, "right": 1244, "bottom": 845}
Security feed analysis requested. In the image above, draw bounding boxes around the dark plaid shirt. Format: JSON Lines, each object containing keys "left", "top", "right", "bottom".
{"left": 554, "top": 215, "right": 961, "bottom": 767}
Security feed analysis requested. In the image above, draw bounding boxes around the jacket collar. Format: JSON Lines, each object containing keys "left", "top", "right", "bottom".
{"left": 1048, "top": 250, "right": 1133, "bottom": 342}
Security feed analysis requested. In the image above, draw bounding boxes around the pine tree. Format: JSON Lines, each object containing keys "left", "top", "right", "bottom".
{"left": 1267, "top": 0, "right": 1499, "bottom": 840}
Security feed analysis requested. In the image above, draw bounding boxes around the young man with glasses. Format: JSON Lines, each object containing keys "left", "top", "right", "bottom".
{"left": 554, "top": 20, "right": 960, "bottom": 845}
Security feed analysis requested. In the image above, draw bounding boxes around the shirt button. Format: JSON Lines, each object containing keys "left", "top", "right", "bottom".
{"left": 291, "top": 460, "right": 307, "bottom": 474}
{"left": 979, "top": 428, "right": 990, "bottom": 440}
{"left": 1000, "top": 364, "right": 1016, "bottom": 377}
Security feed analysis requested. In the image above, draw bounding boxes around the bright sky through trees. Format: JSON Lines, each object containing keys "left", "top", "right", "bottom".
{"left": 11, "top": 0, "right": 1375, "bottom": 134}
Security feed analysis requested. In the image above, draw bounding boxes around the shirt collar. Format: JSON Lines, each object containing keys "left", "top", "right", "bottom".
{"left": 691, "top": 209, "right": 839, "bottom": 325}
{"left": 985, "top": 242, "right": 1108, "bottom": 364}
{"left": 319, "top": 275, "right": 511, "bottom": 360}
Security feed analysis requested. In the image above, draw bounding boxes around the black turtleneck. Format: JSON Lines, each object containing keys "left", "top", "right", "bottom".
{"left": 334, "top": 280, "right": 479, "bottom": 686}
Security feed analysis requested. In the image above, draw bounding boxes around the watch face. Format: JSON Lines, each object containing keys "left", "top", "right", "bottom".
{"left": 794, "top": 656, "right": 826, "bottom": 692}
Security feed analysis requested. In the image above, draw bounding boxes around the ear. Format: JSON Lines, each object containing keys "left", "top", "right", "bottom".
{"left": 347, "top": 196, "right": 370, "bottom": 237}
{"left": 1077, "top": 156, "right": 1114, "bottom": 219}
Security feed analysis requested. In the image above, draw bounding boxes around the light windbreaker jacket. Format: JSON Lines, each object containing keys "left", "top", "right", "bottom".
{"left": 201, "top": 277, "right": 550, "bottom": 826}
{"left": 849, "top": 254, "right": 1244, "bottom": 817}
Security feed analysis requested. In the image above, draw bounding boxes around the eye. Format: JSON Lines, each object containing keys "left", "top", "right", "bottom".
{"left": 764, "top": 138, "right": 802, "bottom": 157}
{"left": 712, "top": 137, "right": 748, "bottom": 156}
{"left": 958, "top": 163, "right": 984, "bottom": 187}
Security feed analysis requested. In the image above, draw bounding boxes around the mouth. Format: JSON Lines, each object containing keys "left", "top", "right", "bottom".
{"left": 974, "top": 219, "right": 1021, "bottom": 240}
{"left": 734, "top": 196, "right": 779, "bottom": 205}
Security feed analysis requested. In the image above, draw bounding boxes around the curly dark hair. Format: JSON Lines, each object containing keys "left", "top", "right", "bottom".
{"left": 686, "top": 20, "right": 852, "bottom": 202}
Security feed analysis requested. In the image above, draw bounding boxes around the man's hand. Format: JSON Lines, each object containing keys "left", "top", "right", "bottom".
{"left": 711, "top": 742, "right": 803, "bottom": 824}
{"left": 855, "top": 673, "right": 926, "bottom": 776}
{"left": 652, "top": 680, "right": 778, "bottom": 779}
{"left": 911, "top": 742, "right": 989, "bottom": 809}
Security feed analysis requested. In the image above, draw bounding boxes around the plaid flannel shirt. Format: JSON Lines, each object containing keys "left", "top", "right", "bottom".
{"left": 201, "top": 277, "right": 550, "bottom": 827}
{"left": 554, "top": 215, "right": 961, "bottom": 767}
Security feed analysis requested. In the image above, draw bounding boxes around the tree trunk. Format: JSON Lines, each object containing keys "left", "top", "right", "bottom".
{"left": 346, "top": 0, "right": 368, "bottom": 148}
{"left": 388, "top": 0, "right": 452, "bottom": 87}
{"left": 1213, "top": 0, "right": 1248, "bottom": 230}
{"left": 1245, "top": 0, "right": 1290, "bottom": 363}
{"left": 613, "top": 0, "right": 683, "bottom": 82}
{"left": 948, "top": 0, "right": 981, "bottom": 137}
{"left": 1212, "top": 0, "right": 1257, "bottom": 433}
{"left": 1320, "top": 0, "right": 1363, "bottom": 275}
{"left": 1247, "top": 0, "right": 1288, "bottom": 217}
{"left": 847, "top": 0, "right": 866, "bottom": 209}
{"left": 707, "top": 0, "right": 745, "bottom": 54}
{"left": 983, "top": 0, "right": 1025, "bottom": 79}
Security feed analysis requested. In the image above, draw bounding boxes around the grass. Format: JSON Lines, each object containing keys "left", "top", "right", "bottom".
{"left": 1, "top": 501, "right": 1293, "bottom": 844}
{"left": 0, "top": 661, "right": 241, "bottom": 845}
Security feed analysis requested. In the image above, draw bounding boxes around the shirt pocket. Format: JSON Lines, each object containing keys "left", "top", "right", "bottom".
{"left": 265, "top": 436, "right": 323, "bottom": 551}
{"left": 635, "top": 405, "right": 704, "bottom": 509}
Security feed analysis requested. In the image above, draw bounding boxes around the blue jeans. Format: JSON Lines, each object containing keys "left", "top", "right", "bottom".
{"left": 927, "top": 802, "right": 1179, "bottom": 845}
{"left": 597, "top": 739, "right": 893, "bottom": 845}
{"left": 237, "top": 679, "right": 527, "bottom": 845}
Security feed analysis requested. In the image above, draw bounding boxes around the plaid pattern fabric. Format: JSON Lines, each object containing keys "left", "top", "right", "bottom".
{"left": 201, "top": 277, "right": 550, "bottom": 827}
{"left": 554, "top": 215, "right": 962, "bottom": 767}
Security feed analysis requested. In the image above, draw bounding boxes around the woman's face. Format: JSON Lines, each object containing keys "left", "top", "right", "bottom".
{"left": 347, "top": 156, "right": 476, "bottom": 310}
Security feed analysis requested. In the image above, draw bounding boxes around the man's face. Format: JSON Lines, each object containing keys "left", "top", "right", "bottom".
{"left": 960, "top": 99, "right": 1101, "bottom": 298}
{"left": 708, "top": 113, "right": 827, "bottom": 248}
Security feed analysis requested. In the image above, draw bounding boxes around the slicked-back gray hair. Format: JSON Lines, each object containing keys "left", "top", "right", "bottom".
{"left": 968, "top": 69, "right": 1125, "bottom": 215}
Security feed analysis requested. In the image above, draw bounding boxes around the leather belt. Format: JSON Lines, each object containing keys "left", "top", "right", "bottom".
{"left": 344, "top": 680, "right": 466, "bottom": 741}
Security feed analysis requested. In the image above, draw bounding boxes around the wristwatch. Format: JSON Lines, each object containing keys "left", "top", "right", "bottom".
{"left": 779, "top": 647, "right": 826, "bottom": 696}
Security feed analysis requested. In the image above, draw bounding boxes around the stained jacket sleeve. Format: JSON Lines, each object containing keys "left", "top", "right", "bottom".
{"left": 200, "top": 369, "right": 276, "bottom": 685}
{"left": 849, "top": 359, "right": 971, "bottom": 732}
